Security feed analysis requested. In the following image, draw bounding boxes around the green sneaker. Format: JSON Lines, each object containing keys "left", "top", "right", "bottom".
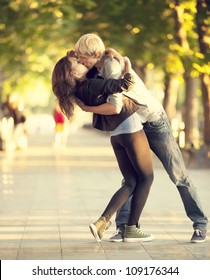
{"left": 89, "top": 216, "right": 110, "bottom": 242}
{"left": 124, "top": 225, "right": 155, "bottom": 242}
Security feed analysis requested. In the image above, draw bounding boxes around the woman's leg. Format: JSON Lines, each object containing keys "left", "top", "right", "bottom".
{"left": 124, "top": 131, "right": 153, "bottom": 225}
{"left": 101, "top": 142, "right": 137, "bottom": 220}
{"left": 89, "top": 134, "right": 138, "bottom": 242}
{"left": 102, "top": 130, "right": 153, "bottom": 225}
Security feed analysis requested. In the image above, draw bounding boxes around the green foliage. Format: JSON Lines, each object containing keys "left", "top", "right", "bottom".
{"left": 0, "top": 0, "right": 79, "bottom": 105}
{"left": 0, "top": 0, "right": 209, "bottom": 110}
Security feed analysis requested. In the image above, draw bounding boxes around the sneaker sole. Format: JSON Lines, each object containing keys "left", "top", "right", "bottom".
{"left": 89, "top": 223, "right": 101, "bottom": 242}
{"left": 124, "top": 235, "right": 155, "bottom": 242}
{"left": 190, "top": 239, "right": 206, "bottom": 243}
{"left": 110, "top": 238, "right": 123, "bottom": 242}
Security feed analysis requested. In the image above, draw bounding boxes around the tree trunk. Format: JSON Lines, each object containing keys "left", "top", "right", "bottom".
{"left": 196, "top": 0, "right": 210, "bottom": 147}
{"left": 201, "top": 73, "right": 210, "bottom": 146}
{"left": 183, "top": 75, "right": 200, "bottom": 147}
{"left": 163, "top": 74, "right": 179, "bottom": 123}
{"left": 0, "top": 68, "right": 4, "bottom": 103}
{"left": 174, "top": 0, "right": 189, "bottom": 50}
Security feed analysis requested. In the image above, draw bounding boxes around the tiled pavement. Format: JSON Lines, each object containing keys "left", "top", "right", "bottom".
{"left": 0, "top": 127, "right": 209, "bottom": 260}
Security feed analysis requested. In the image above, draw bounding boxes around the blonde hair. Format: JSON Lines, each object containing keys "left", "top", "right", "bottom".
{"left": 75, "top": 33, "right": 105, "bottom": 57}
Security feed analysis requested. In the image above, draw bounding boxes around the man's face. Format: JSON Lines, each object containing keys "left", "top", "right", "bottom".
{"left": 77, "top": 53, "right": 99, "bottom": 70}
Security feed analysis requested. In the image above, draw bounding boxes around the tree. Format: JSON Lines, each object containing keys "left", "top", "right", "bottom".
{"left": 0, "top": 0, "right": 78, "bottom": 107}
{"left": 196, "top": 0, "right": 210, "bottom": 147}
{"left": 172, "top": 0, "right": 201, "bottom": 147}
{"left": 1, "top": 0, "right": 209, "bottom": 148}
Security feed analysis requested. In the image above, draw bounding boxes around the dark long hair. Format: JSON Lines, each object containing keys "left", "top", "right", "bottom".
{"left": 52, "top": 56, "right": 77, "bottom": 119}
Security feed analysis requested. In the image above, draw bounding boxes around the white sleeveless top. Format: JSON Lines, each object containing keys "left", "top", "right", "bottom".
{"left": 110, "top": 112, "right": 143, "bottom": 136}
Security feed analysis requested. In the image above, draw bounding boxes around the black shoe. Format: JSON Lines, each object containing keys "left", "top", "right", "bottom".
{"left": 191, "top": 229, "right": 206, "bottom": 243}
{"left": 110, "top": 228, "right": 123, "bottom": 242}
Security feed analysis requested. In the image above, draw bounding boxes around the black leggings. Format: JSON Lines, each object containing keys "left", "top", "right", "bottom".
{"left": 102, "top": 130, "right": 154, "bottom": 226}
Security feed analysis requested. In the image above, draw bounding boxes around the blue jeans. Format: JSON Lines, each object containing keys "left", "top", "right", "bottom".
{"left": 116, "top": 110, "right": 208, "bottom": 231}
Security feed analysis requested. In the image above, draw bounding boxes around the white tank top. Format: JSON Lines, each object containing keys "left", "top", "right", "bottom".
{"left": 110, "top": 112, "right": 143, "bottom": 136}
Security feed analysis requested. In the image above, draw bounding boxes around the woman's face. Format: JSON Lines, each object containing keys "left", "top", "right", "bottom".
{"left": 69, "top": 57, "right": 89, "bottom": 79}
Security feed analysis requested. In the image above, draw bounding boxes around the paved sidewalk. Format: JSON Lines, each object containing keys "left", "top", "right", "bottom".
{"left": 0, "top": 127, "right": 209, "bottom": 260}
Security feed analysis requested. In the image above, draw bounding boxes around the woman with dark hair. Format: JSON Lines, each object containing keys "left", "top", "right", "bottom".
{"left": 52, "top": 54, "right": 154, "bottom": 243}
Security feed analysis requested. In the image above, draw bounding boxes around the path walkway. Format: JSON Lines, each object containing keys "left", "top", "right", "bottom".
{"left": 0, "top": 127, "right": 209, "bottom": 260}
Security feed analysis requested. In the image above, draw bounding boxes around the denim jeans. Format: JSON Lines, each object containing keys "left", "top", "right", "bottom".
{"left": 116, "top": 110, "right": 208, "bottom": 231}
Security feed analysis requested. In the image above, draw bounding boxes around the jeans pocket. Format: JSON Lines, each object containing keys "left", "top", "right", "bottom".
{"left": 146, "top": 116, "right": 166, "bottom": 131}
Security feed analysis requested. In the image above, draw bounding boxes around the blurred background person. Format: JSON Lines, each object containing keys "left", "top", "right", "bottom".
{"left": 1, "top": 93, "right": 28, "bottom": 151}
{"left": 53, "top": 100, "right": 67, "bottom": 148}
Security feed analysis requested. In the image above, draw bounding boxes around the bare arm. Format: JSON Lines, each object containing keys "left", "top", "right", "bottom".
{"left": 122, "top": 57, "right": 132, "bottom": 76}
{"left": 76, "top": 99, "right": 121, "bottom": 115}
{"left": 75, "top": 56, "right": 132, "bottom": 116}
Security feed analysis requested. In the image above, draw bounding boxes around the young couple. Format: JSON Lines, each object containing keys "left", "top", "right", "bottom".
{"left": 52, "top": 33, "right": 208, "bottom": 243}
